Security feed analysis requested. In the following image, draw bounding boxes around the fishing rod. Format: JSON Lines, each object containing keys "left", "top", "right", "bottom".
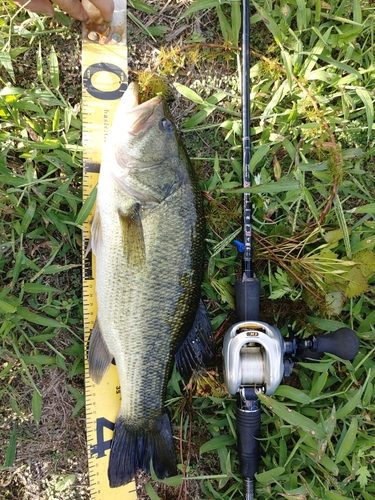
{"left": 223, "top": 1, "right": 359, "bottom": 499}
{"left": 234, "top": 0, "right": 260, "bottom": 324}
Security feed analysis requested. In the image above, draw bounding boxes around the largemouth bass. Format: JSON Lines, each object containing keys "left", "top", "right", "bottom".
{"left": 88, "top": 82, "right": 214, "bottom": 487}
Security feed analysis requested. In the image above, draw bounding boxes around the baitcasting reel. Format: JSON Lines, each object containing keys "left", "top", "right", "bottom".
{"left": 223, "top": 321, "right": 359, "bottom": 397}
{"left": 222, "top": 320, "right": 359, "bottom": 499}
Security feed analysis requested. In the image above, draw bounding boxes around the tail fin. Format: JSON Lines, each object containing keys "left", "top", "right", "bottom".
{"left": 108, "top": 413, "right": 177, "bottom": 488}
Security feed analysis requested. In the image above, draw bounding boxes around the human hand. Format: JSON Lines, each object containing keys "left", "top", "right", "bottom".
{"left": 13, "top": 0, "right": 114, "bottom": 22}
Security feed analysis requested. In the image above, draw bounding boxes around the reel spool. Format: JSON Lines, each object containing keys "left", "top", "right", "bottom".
{"left": 223, "top": 321, "right": 284, "bottom": 396}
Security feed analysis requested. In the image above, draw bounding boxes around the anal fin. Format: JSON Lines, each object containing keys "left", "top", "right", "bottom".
{"left": 175, "top": 300, "right": 215, "bottom": 382}
{"left": 88, "top": 318, "right": 112, "bottom": 384}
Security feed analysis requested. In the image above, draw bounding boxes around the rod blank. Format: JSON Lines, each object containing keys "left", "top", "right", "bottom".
{"left": 242, "top": 0, "right": 252, "bottom": 279}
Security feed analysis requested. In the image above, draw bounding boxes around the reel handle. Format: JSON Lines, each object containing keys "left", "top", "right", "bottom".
{"left": 295, "top": 327, "right": 359, "bottom": 361}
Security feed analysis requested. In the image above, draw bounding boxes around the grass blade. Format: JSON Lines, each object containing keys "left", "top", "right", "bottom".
{"left": 216, "top": 6, "right": 232, "bottom": 45}
{"left": 0, "top": 52, "right": 15, "bottom": 81}
{"left": 4, "top": 428, "right": 16, "bottom": 467}
{"left": 249, "top": 144, "right": 270, "bottom": 173}
{"left": 49, "top": 46, "right": 59, "bottom": 90}
{"left": 37, "top": 42, "right": 43, "bottom": 83}
{"left": 252, "top": 0, "right": 284, "bottom": 45}
{"left": 0, "top": 299, "right": 17, "bottom": 314}
{"left": 16, "top": 306, "right": 64, "bottom": 328}
{"left": 20, "top": 200, "right": 36, "bottom": 233}
{"left": 296, "top": 0, "right": 307, "bottom": 31}
{"left": 224, "top": 177, "right": 300, "bottom": 194}
{"left": 174, "top": 82, "right": 204, "bottom": 104}
{"left": 23, "top": 283, "right": 61, "bottom": 293}
{"left": 258, "top": 392, "right": 326, "bottom": 439}
{"left": 334, "top": 194, "right": 352, "bottom": 259}
{"left": 76, "top": 185, "right": 97, "bottom": 226}
{"left": 145, "top": 482, "right": 161, "bottom": 500}
{"left": 180, "top": 0, "right": 228, "bottom": 18}
{"left": 336, "top": 388, "right": 363, "bottom": 420}
{"left": 355, "top": 88, "right": 374, "bottom": 143}
{"left": 281, "top": 50, "right": 293, "bottom": 90}
{"left": 255, "top": 467, "right": 285, "bottom": 483}
{"left": 31, "top": 389, "right": 42, "bottom": 425}
{"left": 350, "top": 203, "right": 375, "bottom": 214}
{"left": 352, "top": 0, "right": 362, "bottom": 23}
{"left": 200, "top": 435, "right": 236, "bottom": 454}
{"left": 128, "top": 0, "right": 157, "bottom": 14}
{"left": 231, "top": 0, "right": 241, "bottom": 47}
{"left": 335, "top": 418, "right": 358, "bottom": 463}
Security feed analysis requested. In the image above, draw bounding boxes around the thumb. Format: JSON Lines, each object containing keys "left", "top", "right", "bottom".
{"left": 53, "top": 0, "right": 89, "bottom": 21}
{"left": 13, "top": 0, "right": 55, "bottom": 17}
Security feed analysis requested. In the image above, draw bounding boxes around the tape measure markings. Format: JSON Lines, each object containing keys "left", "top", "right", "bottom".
{"left": 81, "top": 0, "right": 136, "bottom": 497}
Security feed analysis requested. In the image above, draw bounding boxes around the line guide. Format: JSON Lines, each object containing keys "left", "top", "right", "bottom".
{"left": 81, "top": 1, "right": 136, "bottom": 497}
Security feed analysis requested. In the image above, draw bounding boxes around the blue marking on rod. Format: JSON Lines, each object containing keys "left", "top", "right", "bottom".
{"left": 233, "top": 240, "right": 245, "bottom": 253}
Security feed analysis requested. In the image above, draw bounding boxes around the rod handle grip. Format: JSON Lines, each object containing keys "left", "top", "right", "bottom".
{"left": 236, "top": 405, "right": 261, "bottom": 480}
{"left": 235, "top": 278, "right": 260, "bottom": 322}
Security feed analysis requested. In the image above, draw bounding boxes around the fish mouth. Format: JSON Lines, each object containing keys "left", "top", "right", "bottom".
{"left": 122, "top": 82, "right": 162, "bottom": 135}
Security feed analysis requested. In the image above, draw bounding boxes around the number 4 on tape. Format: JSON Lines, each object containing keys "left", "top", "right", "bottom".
{"left": 90, "top": 417, "right": 114, "bottom": 459}
{"left": 81, "top": 1, "right": 136, "bottom": 498}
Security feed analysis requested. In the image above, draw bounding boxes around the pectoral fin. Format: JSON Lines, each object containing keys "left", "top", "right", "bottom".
{"left": 87, "top": 209, "right": 102, "bottom": 256}
{"left": 175, "top": 300, "right": 215, "bottom": 382}
{"left": 118, "top": 203, "right": 146, "bottom": 268}
{"left": 88, "top": 318, "right": 112, "bottom": 384}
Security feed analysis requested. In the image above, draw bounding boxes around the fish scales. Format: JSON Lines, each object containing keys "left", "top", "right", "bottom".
{"left": 96, "top": 172, "right": 204, "bottom": 424}
{"left": 88, "top": 82, "right": 213, "bottom": 487}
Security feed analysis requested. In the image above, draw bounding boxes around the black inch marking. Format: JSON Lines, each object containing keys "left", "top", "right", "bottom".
{"left": 83, "top": 62, "right": 127, "bottom": 100}
{"left": 85, "top": 162, "right": 101, "bottom": 174}
{"left": 84, "top": 239, "right": 93, "bottom": 279}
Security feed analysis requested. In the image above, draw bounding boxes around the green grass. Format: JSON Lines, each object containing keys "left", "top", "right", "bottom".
{"left": 1, "top": 0, "right": 375, "bottom": 499}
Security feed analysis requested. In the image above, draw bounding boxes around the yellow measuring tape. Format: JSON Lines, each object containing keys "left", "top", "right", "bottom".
{"left": 81, "top": 1, "right": 136, "bottom": 497}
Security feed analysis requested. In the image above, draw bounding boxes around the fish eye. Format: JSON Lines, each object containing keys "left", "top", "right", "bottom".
{"left": 159, "top": 118, "right": 173, "bottom": 133}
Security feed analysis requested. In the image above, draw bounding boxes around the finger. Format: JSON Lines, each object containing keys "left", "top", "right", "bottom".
{"left": 53, "top": 0, "right": 89, "bottom": 21}
{"left": 89, "top": 0, "right": 114, "bottom": 23}
{"left": 13, "top": 0, "right": 55, "bottom": 17}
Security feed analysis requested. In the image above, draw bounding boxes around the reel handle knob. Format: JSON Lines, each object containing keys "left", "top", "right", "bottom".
{"left": 296, "top": 328, "right": 359, "bottom": 361}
